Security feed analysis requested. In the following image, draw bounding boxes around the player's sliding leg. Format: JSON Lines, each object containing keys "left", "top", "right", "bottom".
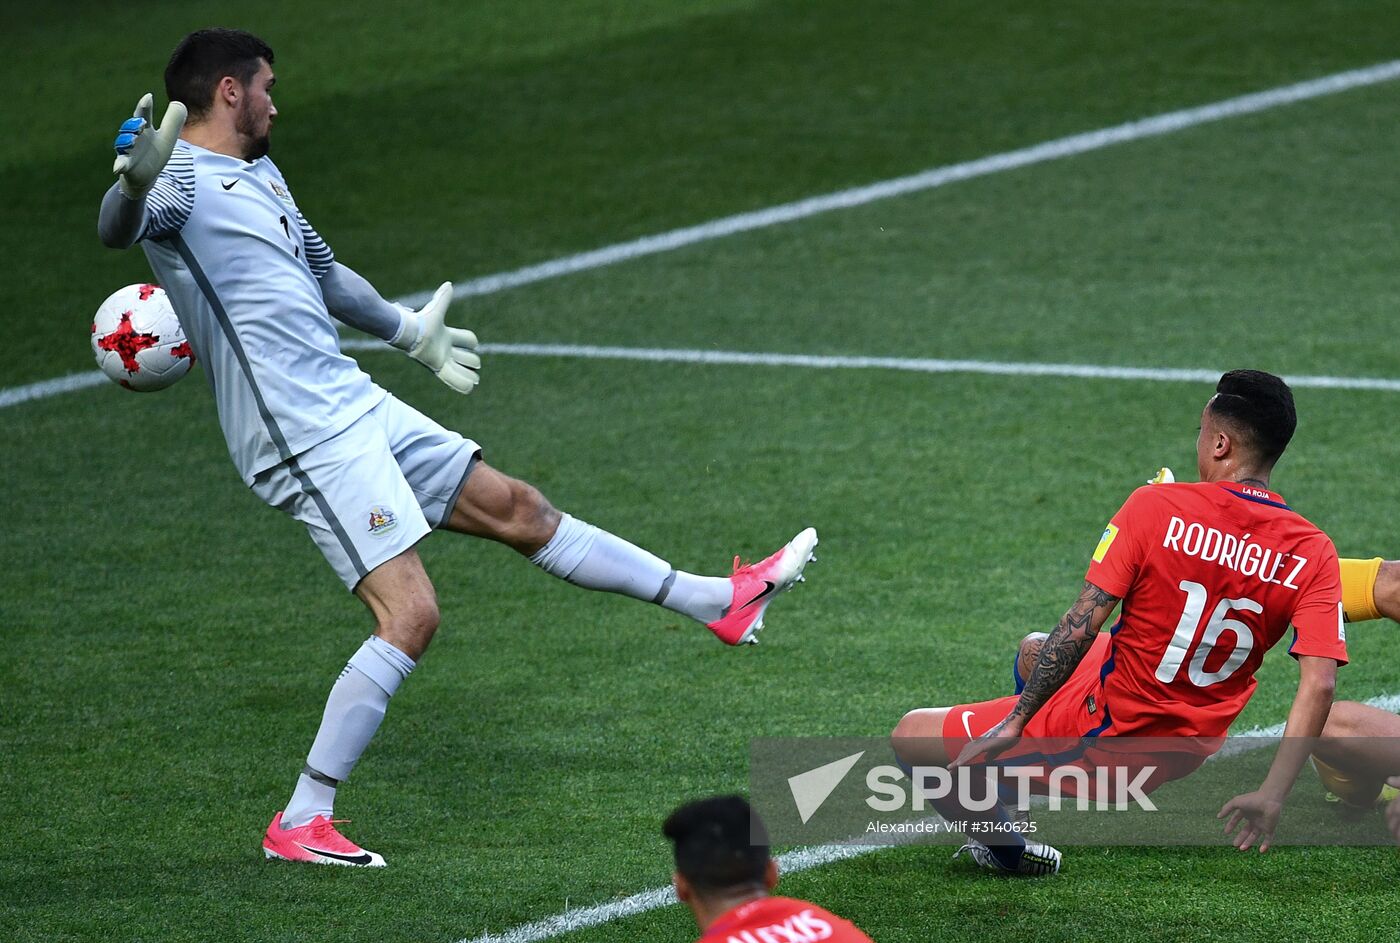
{"left": 443, "top": 461, "right": 817, "bottom": 645}
{"left": 890, "top": 707, "right": 1060, "bottom": 877}
{"left": 893, "top": 629, "right": 1083, "bottom": 875}
{"left": 889, "top": 708, "right": 1027, "bottom": 860}
{"left": 1311, "top": 700, "right": 1400, "bottom": 807}
{"left": 263, "top": 551, "right": 436, "bottom": 868}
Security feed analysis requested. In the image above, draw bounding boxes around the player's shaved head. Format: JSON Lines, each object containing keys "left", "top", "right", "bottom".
{"left": 663, "top": 795, "right": 770, "bottom": 896}
{"left": 1206, "top": 369, "right": 1296, "bottom": 466}
{"left": 166, "top": 28, "right": 274, "bottom": 123}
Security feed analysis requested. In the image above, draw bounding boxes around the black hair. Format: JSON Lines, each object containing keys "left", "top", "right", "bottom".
{"left": 165, "top": 28, "right": 274, "bottom": 121}
{"left": 1208, "top": 369, "right": 1296, "bottom": 465}
{"left": 662, "top": 795, "right": 770, "bottom": 894}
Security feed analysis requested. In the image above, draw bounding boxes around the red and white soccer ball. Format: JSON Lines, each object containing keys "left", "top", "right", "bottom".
{"left": 91, "top": 283, "right": 194, "bottom": 392}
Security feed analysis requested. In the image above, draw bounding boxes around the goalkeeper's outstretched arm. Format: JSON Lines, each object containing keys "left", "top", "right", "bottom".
{"left": 319, "top": 268, "right": 481, "bottom": 395}
{"left": 98, "top": 184, "right": 148, "bottom": 250}
{"left": 98, "top": 93, "right": 186, "bottom": 250}
{"left": 319, "top": 262, "right": 415, "bottom": 345}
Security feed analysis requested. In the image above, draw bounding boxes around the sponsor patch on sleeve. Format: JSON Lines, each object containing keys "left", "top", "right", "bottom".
{"left": 1092, "top": 523, "right": 1119, "bottom": 563}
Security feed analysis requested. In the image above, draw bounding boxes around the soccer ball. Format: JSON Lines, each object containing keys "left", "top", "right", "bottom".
{"left": 91, "top": 283, "right": 194, "bottom": 392}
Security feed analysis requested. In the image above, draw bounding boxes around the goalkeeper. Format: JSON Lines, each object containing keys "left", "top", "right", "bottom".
{"left": 97, "top": 28, "right": 818, "bottom": 868}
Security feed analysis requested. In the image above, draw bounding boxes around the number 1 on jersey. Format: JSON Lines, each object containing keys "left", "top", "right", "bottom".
{"left": 1155, "top": 580, "right": 1260, "bottom": 687}
{"left": 278, "top": 214, "right": 300, "bottom": 259}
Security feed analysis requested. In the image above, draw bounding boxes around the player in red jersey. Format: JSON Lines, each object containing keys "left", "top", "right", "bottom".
{"left": 892, "top": 370, "right": 1346, "bottom": 873}
{"left": 663, "top": 796, "right": 874, "bottom": 943}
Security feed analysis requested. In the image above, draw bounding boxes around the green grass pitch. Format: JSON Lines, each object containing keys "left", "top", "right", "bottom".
{"left": 4, "top": 1, "right": 1400, "bottom": 940}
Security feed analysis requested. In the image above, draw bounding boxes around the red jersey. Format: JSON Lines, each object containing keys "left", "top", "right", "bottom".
{"left": 698, "top": 896, "right": 873, "bottom": 943}
{"left": 1083, "top": 480, "right": 1346, "bottom": 738}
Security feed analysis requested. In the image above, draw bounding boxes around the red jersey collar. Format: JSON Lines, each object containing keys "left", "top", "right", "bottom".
{"left": 1217, "top": 480, "right": 1287, "bottom": 506}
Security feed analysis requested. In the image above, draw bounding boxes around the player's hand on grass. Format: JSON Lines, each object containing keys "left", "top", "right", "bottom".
{"left": 1218, "top": 790, "right": 1283, "bottom": 852}
{"left": 1387, "top": 796, "right": 1400, "bottom": 843}
{"left": 393, "top": 282, "right": 481, "bottom": 394}
{"left": 113, "top": 93, "right": 187, "bottom": 199}
{"left": 950, "top": 715, "right": 1024, "bottom": 769}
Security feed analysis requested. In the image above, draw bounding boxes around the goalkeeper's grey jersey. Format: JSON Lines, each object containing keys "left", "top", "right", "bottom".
{"left": 137, "top": 141, "right": 385, "bottom": 483}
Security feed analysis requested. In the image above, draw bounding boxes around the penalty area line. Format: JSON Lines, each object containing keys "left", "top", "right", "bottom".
{"left": 420, "top": 343, "right": 1400, "bottom": 393}
{"left": 9, "top": 343, "right": 1400, "bottom": 411}
{"left": 396, "top": 57, "right": 1400, "bottom": 308}
{"left": 462, "top": 691, "right": 1400, "bottom": 943}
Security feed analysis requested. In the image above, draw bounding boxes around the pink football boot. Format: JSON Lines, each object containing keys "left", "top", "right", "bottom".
{"left": 707, "top": 527, "right": 818, "bottom": 645}
{"left": 263, "top": 812, "right": 386, "bottom": 867}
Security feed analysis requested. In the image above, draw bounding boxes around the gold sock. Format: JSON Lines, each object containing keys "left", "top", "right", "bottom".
{"left": 1340, "top": 557, "right": 1383, "bottom": 622}
{"left": 1313, "top": 755, "right": 1385, "bottom": 807}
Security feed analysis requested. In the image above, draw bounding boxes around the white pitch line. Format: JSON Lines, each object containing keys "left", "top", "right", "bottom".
{"left": 0, "top": 371, "right": 108, "bottom": 409}
{"left": 12, "top": 342, "right": 1400, "bottom": 412}
{"left": 464, "top": 690, "right": 1400, "bottom": 943}
{"left": 463, "top": 844, "right": 875, "bottom": 943}
{"left": 396, "top": 57, "right": 1400, "bottom": 308}
{"left": 11, "top": 57, "right": 1400, "bottom": 411}
{"left": 1216, "top": 691, "right": 1400, "bottom": 753}
{"left": 431, "top": 343, "right": 1400, "bottom": 393}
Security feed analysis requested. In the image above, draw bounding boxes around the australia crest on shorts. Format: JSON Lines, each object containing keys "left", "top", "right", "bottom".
{"left": 367, "top": 506, "right": 398, "bottom": 537}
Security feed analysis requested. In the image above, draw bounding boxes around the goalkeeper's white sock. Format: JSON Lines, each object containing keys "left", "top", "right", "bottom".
{"left": 282, "top": 636, "right": 416, "bottom": 829}
{"left": 530, "top": 514, "right": 731, "bottom": 624}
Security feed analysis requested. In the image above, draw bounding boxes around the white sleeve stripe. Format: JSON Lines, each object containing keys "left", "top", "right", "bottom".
{"left": 294, "top": 209, "right": 335, "bottom": 277}
{"left": 143, "top": 148, "right": 196, "bottom": 241}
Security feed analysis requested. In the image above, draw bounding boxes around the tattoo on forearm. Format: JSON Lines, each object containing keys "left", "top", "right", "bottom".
{"left": 1011, "top": 581, "right": 1119, "bottom": 722}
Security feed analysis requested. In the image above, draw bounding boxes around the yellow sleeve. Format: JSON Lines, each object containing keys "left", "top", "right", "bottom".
{"left": 1340, "top": 557, "right": 1383, "bottom": 622}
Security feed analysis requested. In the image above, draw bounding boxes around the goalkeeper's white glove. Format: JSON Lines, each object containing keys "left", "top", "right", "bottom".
{"left": 392, "top": 282, "right": 481, "bottom": 394}
{"left": 113, "top": 93, "right": 187, "bottom": 199}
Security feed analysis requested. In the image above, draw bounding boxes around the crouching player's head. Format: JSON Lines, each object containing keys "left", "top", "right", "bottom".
{"left": 662, "top": 795, "right": 875, "bottom": 942}
{"left": 663, "top": 795, "right": 777, "bottom": 927}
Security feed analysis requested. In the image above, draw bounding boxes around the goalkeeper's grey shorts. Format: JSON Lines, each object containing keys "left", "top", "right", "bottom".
{"left": 251, "top": 392, "right": 479, "bottom": 590}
